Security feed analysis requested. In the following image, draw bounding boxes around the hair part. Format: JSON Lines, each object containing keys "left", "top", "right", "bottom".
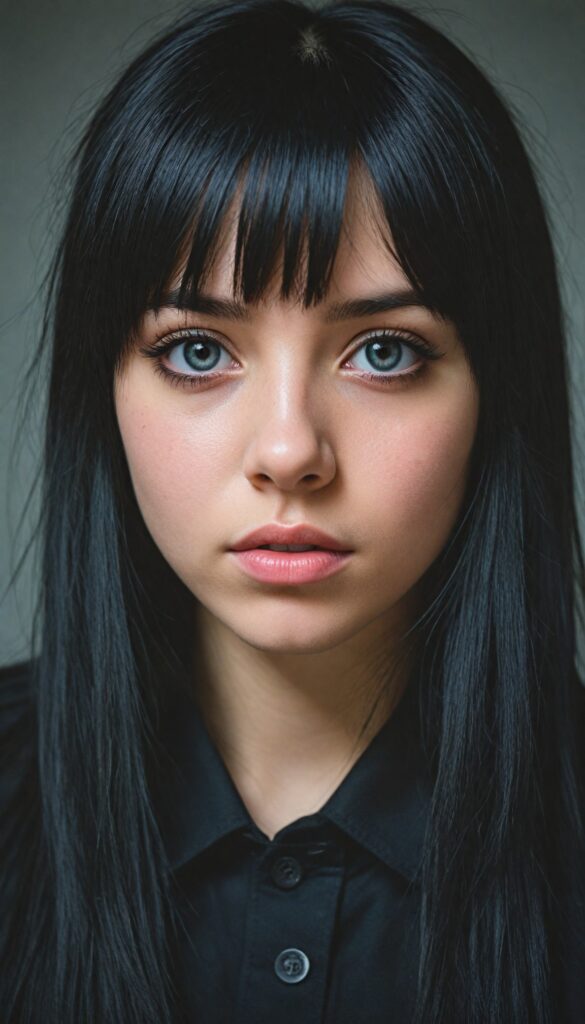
{"left": 293, "top": 23, "right": 333, "bottom": 64}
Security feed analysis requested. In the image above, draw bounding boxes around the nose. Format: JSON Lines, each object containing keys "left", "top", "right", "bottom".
{"left": 241, "top": 375, "right": 337, "bottom": 493}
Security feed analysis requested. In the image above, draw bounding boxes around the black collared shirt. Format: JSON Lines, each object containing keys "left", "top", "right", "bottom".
{"left": 2, "top": 658, "right": 585, "bottom": 1022}
{"left": 153, "top": 667, "right": 431, "bottom": 1023}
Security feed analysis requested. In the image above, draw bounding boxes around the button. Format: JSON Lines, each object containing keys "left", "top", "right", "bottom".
{"left": 271, "top": 855, "right": 303, "bottom": 889}
{"left": 274, "top": 948, "right": 310, "bottom": 984}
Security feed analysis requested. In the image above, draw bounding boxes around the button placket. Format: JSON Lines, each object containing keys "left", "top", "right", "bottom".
{"left": 235, "top": 838, "right": 345, "bottom": 1024}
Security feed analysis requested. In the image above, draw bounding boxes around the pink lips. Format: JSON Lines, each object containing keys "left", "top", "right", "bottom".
{"left": 229, "top": 548, "right": 353, "bottom": 585}
{"left": 228, "top": 522, "right": 354, "bottom": 586}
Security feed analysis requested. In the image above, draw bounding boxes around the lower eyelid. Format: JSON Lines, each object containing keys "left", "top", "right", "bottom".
{"left": 154, "top": 360, "right": 427, "bottom": 392}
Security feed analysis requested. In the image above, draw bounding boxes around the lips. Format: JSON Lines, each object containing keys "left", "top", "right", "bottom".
{"left": 229, "top": 523, "right": 352, "bottom": 552}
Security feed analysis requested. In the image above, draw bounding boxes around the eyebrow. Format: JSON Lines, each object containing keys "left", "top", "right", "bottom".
{"left": 148, "top": 287, "right": 440, "bottom": 323}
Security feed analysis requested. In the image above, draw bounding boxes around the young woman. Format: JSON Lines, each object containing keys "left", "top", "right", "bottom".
{"left": 1, "top": 0, "right": 584, "bottom": 1020}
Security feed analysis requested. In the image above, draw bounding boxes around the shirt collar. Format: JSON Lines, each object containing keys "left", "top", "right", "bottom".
{"left": 153, "top": 664, "right": 432, "bottom": 884}
{"left": 319, "top": 674, "right": 431, "bottom": 881}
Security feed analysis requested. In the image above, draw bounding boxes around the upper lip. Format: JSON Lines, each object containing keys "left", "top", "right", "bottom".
{"left": 229, "top": 523, "right": 352, "bottom": 552}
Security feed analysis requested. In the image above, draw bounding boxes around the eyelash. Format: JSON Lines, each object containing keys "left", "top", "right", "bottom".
{"left": 139, "top": 328, "right": 443, "bottom": 391}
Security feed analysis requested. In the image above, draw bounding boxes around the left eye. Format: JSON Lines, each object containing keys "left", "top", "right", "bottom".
{"left": 346, "top": 335, "right": 419, "bottom": 375}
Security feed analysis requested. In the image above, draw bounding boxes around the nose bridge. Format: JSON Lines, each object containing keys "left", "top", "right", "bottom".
{"left": 241, "top": 334, "right": 334, "bottom": 488}
{"left": 254, "top": 339, "right": 323, "bottom": 431}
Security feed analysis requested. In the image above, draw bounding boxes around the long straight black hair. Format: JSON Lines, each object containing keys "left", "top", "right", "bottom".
{"left": 2, "top": 0, "right": 584, "bottom": 1020}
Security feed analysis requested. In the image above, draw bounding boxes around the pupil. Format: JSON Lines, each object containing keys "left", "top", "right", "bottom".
{"left": 185, "top": 340, "right": 221, "bottom": 371}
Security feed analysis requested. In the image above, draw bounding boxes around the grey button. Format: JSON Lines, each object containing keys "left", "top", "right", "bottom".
{"left": 271, "top": 855, "right": 303, "bottom": 889}
{"left": 274, "top": 948, "right": 310, "bottom": 984}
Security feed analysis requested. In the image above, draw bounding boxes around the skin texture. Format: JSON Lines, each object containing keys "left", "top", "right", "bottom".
{"left": 115, "top": 172, "right": 480, "bottom": 839}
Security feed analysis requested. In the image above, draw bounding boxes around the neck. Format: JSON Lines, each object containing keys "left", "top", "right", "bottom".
{"left": 190, "top": 601, "right": 419, "bottom": 840}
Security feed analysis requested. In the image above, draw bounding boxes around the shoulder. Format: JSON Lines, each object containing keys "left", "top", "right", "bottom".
{"left": 0, "top": 661, "right": 40, "bottom": 986}
{"left": 0, "top": 656, "right": 35, "bottom": 712}
{"left": 0, "top": 657, "right": 36, "bottom": 739}
{"left": 0, "top": 658, "right": 37, "bottom": 814}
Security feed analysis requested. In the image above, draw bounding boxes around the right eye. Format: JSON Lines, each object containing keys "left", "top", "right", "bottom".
{"left": 165, "top": 333, "right": 234, "bottom": 373}
{"left": 140, "top": 330, "right": 237, "bottom": 389}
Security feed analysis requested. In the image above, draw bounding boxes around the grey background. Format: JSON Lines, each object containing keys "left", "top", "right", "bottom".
{"left": 1, "top": 0, "right": 584, "bottom": 666}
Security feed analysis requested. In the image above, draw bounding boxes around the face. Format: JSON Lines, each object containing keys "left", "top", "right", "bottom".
{"left": 114, "top": 175, "right": 480, "bottom": 659}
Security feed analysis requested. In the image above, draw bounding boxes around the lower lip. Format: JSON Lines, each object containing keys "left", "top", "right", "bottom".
{"left": 229, "top": 548, "right": 353, "bottom": 584}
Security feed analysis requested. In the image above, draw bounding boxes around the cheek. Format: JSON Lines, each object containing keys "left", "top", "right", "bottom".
{"left": 115, "top": 393, "right": 221, "bottom": 539}
{"left": 381, "top": 418, "right": 472, "bottom": 515}
{"left": 358, "top": 388, "right": 478, "bottom": 567}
